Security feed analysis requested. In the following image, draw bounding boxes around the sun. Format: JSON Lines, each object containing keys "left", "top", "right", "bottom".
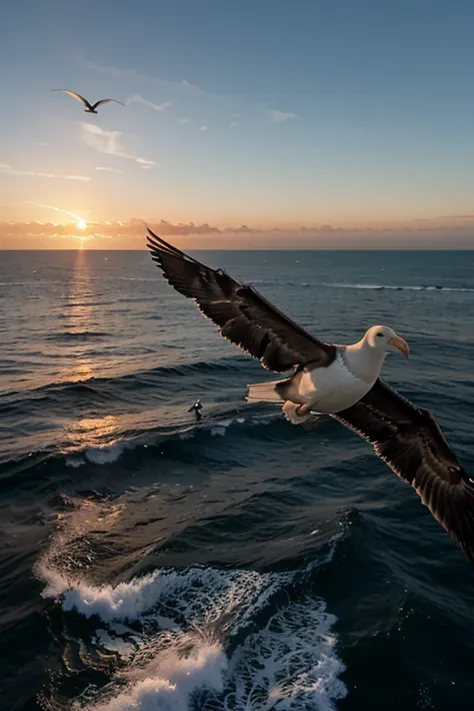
{"left": 76, "top": 219, "right": 87, "bottom": 231}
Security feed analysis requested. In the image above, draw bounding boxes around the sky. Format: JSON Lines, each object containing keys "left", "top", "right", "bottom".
{"left": 1, "top": 0, "right": 474, "bottom": 249}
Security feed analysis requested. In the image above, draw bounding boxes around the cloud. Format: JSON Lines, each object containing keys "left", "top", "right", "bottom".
{"left": 81, "top": 57, "right": 147, "bottom": 82}
{"left": 82, "top": 57, "right": 200, "bottom": 93}
{"left": 79, "top": 123, "right": 157, "bottom": 167}
{"left": 179, "top": 80, "right": 198, "bottom": 90}
{"left": 413, "top": 214, "right": 474, "bottom": 222}
{"left": 0, "top": 164, "right": 90, "bottom": 181}
{"left": 441, "top": 214, "right": 474, "bottom": 220}
{"left": 262, "top": 109, "right": 297, "bottom": 122}
{"left": 179, "top": 118, "right": 190, "bottom": 124}
{"left": 229, "top": 122, "right": 238, "bottom": 128}
{"left": 199, "top": 126, "right": 208, "bottom": 131}
{"left": 35, "top": 142, "right": 49, "bottom": 147}
{"left": 3, "top": 218, "right": 474, "bottom": 249}
{"left": 25, "top": 202, "right": 86, "bottom": 223}
{"left": 95, "top": 166, "right": 124, "bottom": 173}
{"left": 0, "top": 218, "right": 219, "bottom": 239}
{"left": 126, "top": 94, "right": 171, "bottom": 112}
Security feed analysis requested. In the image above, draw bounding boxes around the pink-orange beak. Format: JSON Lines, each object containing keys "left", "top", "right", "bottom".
{"left": 389, "top": 335, "right": 410, "bottom": 358}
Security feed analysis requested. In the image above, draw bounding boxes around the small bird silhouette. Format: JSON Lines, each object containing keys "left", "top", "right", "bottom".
{"left": 51, "top": 89, "right": 124, "bottom": 114}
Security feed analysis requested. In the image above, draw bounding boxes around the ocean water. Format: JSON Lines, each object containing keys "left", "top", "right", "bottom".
{"left": 1, "top": 248, "right": 474, "bottom": 711}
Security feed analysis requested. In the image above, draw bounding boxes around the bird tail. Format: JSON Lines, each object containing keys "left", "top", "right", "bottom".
{"left": 245, "top": 378, "right": 290, "bottom": 403}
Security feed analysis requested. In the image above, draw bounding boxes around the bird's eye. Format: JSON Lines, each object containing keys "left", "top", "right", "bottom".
{"left": 376, "top": 332, "right": 384, "bottom": 337}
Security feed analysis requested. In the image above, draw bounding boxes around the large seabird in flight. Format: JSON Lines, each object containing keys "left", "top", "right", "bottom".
{"left": 51, "top": 89, "right": 124, "bottom": 114}
{"left": 146, "top": 228, "right": 474, "bottom": 562}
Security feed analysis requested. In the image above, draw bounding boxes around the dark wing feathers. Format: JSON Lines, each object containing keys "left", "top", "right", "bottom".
{"left": 51, "top": 89, "right": 92, "bottom": 109}
{"left": 146, "top": 228, "right": 474, "bottom": 561}
{"left": 335, "top": 379, "right": 474, "bottom": 561}
{"left": 92, "top": 98, "right": 125, "bottom": 109}
{"left": 146, "top": 228, "right": 336, "bottom": 372}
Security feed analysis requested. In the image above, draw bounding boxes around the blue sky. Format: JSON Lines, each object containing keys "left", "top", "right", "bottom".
{"left": 1, "top": 0, "right": 474, "bottom": 247}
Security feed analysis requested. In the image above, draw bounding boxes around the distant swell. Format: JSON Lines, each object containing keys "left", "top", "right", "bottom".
{"left": 246, "top": 279, "right": 474, "bottom": 292}
{"left": 3, "top": 355, "right": 249, "bottom": 401}
{"left": 321, "top": 282, "right": 474, "bottom": 292}
{"left": 45, "top": 330, "right": 110, "bottom": 342}
{"left": 1, "top": 410, "right": 288, "bottom": 476}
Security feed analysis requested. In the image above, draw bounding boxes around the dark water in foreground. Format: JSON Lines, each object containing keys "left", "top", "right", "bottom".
{"left": 1, "top": 249, "right": 474, "bottom": 710}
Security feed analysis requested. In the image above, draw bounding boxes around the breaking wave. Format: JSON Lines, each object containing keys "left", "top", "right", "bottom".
{"left": 39, "top": 562, "right": 346, "bottom": 711}
{"left": 35, "top": 490, "right": 347, "bottom": 711}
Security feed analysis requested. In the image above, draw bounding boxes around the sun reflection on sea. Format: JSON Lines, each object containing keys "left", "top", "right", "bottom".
{"left": 64, "top": 415, "right": 120, "bottom": 452}
{"left": 56, "top": 249, "right": 97, "bottom": 383}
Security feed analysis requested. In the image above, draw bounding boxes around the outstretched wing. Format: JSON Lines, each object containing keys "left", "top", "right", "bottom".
{"left": 92, "top": 98, "right": 125, "bottom": 109}
{"left": 51, "top": 89, "right": 91, "bottom": 108}
{"left": 146, "top": 228, "right": 336, "bottom": 372}
{"left": 334, "top": 378, "right": 474, "bottom": 561}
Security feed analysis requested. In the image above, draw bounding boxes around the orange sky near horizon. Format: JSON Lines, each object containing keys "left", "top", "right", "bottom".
{"left": 1, "top": 215, "right": 474, "bottom": 250}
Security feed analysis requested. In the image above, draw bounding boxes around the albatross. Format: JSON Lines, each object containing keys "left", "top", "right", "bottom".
{"left": 146, "top": 227, "right": 474, "bottom": 562}
{"left": 51, "top": 89, "right": 124, "bottom": 114}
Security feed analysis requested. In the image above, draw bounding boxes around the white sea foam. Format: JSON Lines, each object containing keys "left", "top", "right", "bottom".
{"left": 45, "top": 564, "right": 346, "bottom": 711}
{"left": 82, "top": 639, "right": 227, "bottom": 711}
{"left": 65, "top": 457, "right": 85, "bottom": 468}
{"left": 37, "top": 507, "right": 346, "bottom": 711}
{"left": 85, "top": 442, "right": 126, "bottom": 464}
{"left": 63, "top": 412, "right": 279, "bottom": 465}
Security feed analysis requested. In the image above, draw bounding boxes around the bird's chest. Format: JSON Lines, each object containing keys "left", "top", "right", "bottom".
{"left": 298, "top": 357, "right": 372, "bottom": 412}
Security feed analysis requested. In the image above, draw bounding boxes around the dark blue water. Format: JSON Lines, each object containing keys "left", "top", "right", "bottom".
{"left": 1, "top": 249, "right": 474, "bottom": 711}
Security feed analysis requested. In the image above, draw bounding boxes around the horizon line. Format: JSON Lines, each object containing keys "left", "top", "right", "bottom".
{"left": 2, "top": 247, "right": 474, "bottom": 252}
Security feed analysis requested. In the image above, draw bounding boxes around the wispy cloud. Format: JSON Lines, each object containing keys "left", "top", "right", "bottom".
{"left": 178, "top": 117, "right": 190, "bottom": 124}
{"left": 413, "top": 214, "right": 474, "bottom": 222}
{"left": 0, "top": 164, "right": 90, "bottom": 181}
{"left": 262, "top": 109, "right": 297, "bottom": 122}
{"left": 199, "top": 125, "right": 208, "bottom": 131}
{"left": 35, "top": 142, "right": 49, "bottom": 147}
{"left": 79, "top": 123, "right": 157, "bottom": 167}
{"left": 441, "top": 214, "right": 474, "bottom": 220}
{"left": 179, "top": 80, "right": 198, "bottom": 90}
{"left": 25, "top": 202, "right": 86, "bottom": 223}
{"left": 229, "top": 122, "right": 238, "bottom": 128}
{"left": 81, "top": 57, "right": 147, "bottom": 82}
{"left": 82, "top": 56, "right": 200, "bottom": 93}
{"left": 126, "top": 94, "right": 171, "bottom": 112}
{"left": 95, "top": 166, "right": 124, "bottom": 173}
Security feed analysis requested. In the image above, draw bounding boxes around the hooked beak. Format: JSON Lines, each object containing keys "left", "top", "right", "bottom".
{"left": 389, "top": 335, "right": 410, "bottom": 358}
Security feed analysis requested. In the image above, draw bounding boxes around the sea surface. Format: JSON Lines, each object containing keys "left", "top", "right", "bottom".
{"left": 1, "top": 248, "right": 474, "bottom": 711}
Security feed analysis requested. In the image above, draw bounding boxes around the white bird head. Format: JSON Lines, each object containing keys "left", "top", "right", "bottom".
{"left": 364, "top": 325, "right": 410, "bottom": 358}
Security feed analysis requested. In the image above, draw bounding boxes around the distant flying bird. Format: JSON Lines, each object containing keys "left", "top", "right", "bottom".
{"left": 51, "top": 89, "right": 124, "bottom": 114}
{"left": 146, "top": 227, "right": 474, "bottom": 564}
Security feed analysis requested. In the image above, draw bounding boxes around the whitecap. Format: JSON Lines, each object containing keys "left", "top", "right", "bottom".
{"left": 85, "top": 442, "right": 125, "bottom": 465}
{"left": 46, "top": 564, "right": 346, "bottom": 711}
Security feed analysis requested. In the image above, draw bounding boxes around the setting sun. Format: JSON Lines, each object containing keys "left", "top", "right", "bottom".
{"left": 76, "top": 219, "right": 87, "bottom": 231}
